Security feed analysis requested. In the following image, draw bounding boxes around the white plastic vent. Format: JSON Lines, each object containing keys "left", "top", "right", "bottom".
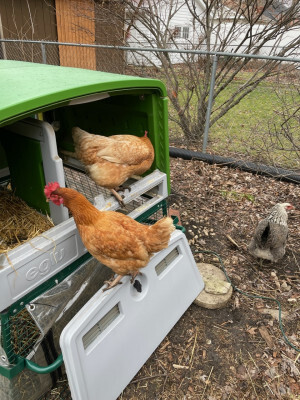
{"left": 155, "top": 247, "right": 180, "bottom": 276}
{"left": 82, "top": 304, "right": 120, "bottom": 349}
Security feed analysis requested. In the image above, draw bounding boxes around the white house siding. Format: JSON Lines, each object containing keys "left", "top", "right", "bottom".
{"left": 126, "top": 0, "right": 200, "bottom": 66}
{"left": 213, "top": 21, "right": 300, "bottom": 58}
{"left": 126, "top": 0, "right": 300, "bottom": 66}
{"left": 257, "top": 30, "right": 300, "bottom": 58}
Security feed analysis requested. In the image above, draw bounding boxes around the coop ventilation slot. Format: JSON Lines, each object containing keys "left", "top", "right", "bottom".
{"left": 82, "top": 304, "right": 120, "bottom": 350}
{"left": 155, "top": 247, "right": 180, "bottom": 276}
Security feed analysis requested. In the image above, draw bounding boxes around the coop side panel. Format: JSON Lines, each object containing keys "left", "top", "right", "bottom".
{"left": 152, "top": 95, "right": 170, "bottom": 191}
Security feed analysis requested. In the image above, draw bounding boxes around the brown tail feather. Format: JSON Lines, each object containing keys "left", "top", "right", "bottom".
{"left": 146, "top": 217, "right": 175, "bottom": 253}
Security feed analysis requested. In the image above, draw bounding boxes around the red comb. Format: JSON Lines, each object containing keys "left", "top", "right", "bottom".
{"left": 44, "top": 182, "right": 60, "bottom": 198}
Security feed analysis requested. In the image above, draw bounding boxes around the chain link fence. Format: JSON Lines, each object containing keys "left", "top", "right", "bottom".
{"left": 1, "top": 38, "right": 300, "bottom": 172}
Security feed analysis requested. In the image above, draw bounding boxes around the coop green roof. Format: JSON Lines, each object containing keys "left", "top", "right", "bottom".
{"left": 0, "top": 60, "right": 167, "bottom": 127}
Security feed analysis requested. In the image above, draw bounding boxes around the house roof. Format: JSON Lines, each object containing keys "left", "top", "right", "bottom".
{"left": 0, "top": 60, "right": 167, "bottom": 127}
{"left": 262, "top": 0, "right": 289, "bottom": 20}
{"left": 221, "top": 0, "right": 290, "bottom": 22}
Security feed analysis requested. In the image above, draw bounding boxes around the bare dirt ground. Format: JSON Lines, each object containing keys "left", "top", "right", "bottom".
{"left": 118, "top": 156, "right": 300, "bottom": 400}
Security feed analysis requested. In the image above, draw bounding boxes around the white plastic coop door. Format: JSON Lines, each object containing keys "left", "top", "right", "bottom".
{"left": 60, "top": 230, "right": 204, "bottom": 400}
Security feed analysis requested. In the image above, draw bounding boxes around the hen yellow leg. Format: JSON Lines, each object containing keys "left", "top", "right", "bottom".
{"left": 110, "top": 189, "right": 126, "bottom": 208}
{"left": 130, "top": 271, "right": 140, "bottom": 283}
{"left": 103, "top": 275, "right": 123, "bottom": 291}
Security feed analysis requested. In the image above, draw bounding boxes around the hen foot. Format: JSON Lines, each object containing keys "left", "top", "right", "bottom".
{"left": 115, "top": 184, "right": 131, "bottom": 193}
{"left": 130, "top": 271, "right": 140, "bottom": 284}
{"left": 103, "top": 275, "right": 123, "bottom": 292}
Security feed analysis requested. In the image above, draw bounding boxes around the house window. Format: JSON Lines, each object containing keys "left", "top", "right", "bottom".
{"left": 182, "top": 26, "right": 189, "bottom": 39}
{"left": 173, "top": 26, "right": 189, "bottom": 39}
{"left": 173, "top": 26, "right": 181, "bottom": 38}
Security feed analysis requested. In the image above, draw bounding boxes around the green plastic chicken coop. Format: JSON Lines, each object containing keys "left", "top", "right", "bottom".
{"left": 0, "top": 60, "right": 203, "bottom": 400}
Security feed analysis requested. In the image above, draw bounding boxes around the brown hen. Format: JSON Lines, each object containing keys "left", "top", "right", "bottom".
{"left": 45, "top": 182, "right": 175, "bottom": 291}
{"left": 72, "top": 127, "right": 154, "bottom": 206}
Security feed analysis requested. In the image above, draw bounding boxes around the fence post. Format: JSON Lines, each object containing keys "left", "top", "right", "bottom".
{"left": 41, "top": 43, "right": 47, "bottom": 64}
{"left": 202, "top": 54, "right": 218, "bottom": 153}
{"left": 0, "top": 16, "right": 7, "bottom": 60}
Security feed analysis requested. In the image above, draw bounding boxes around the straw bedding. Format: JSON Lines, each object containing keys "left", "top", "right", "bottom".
{"left": 0, "top": 188, "right": 54, "bottom": 254}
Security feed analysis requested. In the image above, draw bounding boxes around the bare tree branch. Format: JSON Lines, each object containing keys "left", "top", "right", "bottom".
{"left": 89, "top": 0, "right": 300, "bottom": 146}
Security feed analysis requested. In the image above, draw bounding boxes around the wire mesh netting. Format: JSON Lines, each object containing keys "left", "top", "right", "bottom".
{"left": 63, "top": 165, "right": 110, "bottom": 204}
{"left": 63, "top": 165, "right": 156, "bottom": 215}
{"left": 3, "top": 309, "right": 40, "bottom": 362}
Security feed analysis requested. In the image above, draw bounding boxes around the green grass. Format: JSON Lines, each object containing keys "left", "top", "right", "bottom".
{"left": 167, "top": 75, "right": 300, "bottom": 169}
{"left": 211, "top": 84, "right": 281, "bottom": 146}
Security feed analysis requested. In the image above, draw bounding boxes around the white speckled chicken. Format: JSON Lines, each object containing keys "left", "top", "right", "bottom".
{"left": 248, "top": 203, "right": 294, "bottom": 263}
{"left": 72, "top": 127, "right": 154, "bottom": 206}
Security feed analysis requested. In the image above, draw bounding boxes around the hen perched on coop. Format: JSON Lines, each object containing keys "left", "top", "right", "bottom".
{"left": 72, "top": 127, "right": 154, "bottom": 206}
{"left": 44, "top": 182, "right": 175, "bottom": 291}
{"left": 248, "top": 203, "right": 294, "bottom": 264}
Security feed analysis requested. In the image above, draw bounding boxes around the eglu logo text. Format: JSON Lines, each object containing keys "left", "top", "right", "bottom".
{"left": 26, "top": 249, "right": 65, "bottom": 281}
